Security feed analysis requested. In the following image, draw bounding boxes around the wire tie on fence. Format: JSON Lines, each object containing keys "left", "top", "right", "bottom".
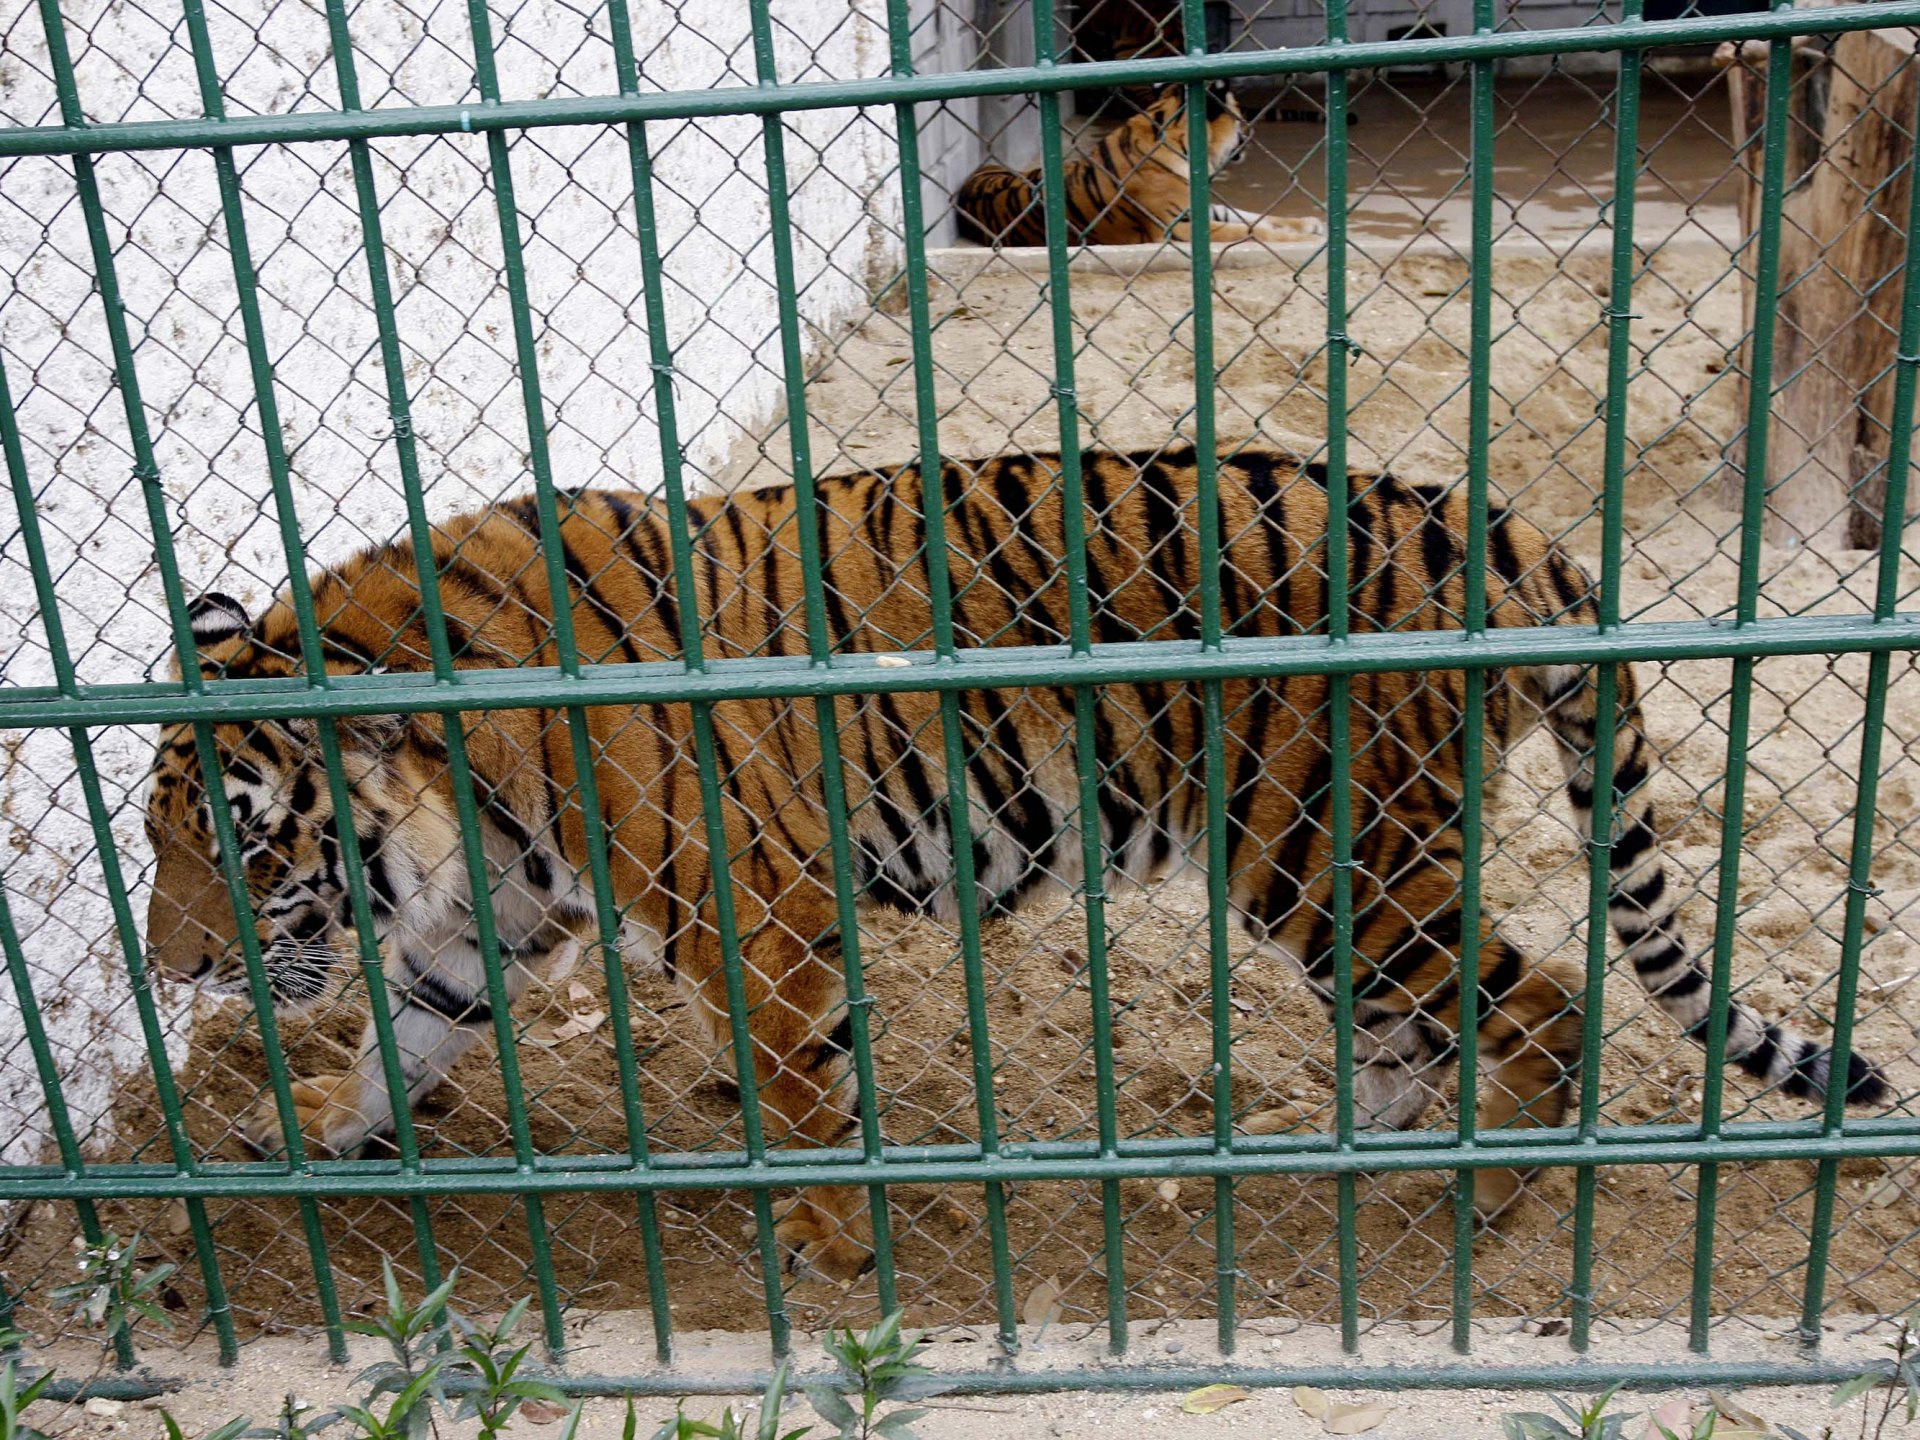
{"left": 1049, "top": 382, "right": 1077, "bottom": 403}
{"left": 1898, "top": 352, "right": 1920, "bottom": 367}
{"left": 1326, "top": 856, "right": 1362, "bottom": 872}
{"left": 131, "top": 462, "right": 161, "bottom": 487}
{"left": 650, "top": 360, "right": 676, "bottom": 378}
{"left": 460, "top": 108, "right": 472, "bottom": 133}
{"left": 1603, "top": 307, "right": 1643, "bottom": 321}
{"left": 1327, "top": 332, "right": 1364, "bottom": 360}
{"left": 846, "top": 994, "right": 876, "bottom": 1010}
{"left": 1847, "top": 878, "right": 1884, "bottom": 898}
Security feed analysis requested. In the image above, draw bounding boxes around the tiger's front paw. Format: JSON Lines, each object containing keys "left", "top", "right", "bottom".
{"left": 1237, "top": 1101, "right": 1309, "bottom": 1135}
{"left": 775, "top": 1198, "right": 874, "bottom": 1285}
{"left": 240, "top": 1073, "right": 371, "bottom": 1159}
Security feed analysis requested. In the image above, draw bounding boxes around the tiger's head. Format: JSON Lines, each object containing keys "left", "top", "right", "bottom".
{"left": 142, "top": 593, "right": 460, "bottom": 1011}
{"left": 1143, "top": 82, "right": 1252, "bottom": 172}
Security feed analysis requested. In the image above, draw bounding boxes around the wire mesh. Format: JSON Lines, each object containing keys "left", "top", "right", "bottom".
{"left": 0, "top": 0, "right": 1916, "bottom": 1400}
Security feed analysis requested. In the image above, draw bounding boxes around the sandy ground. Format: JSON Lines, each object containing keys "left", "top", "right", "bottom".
{"left": 4, "top": 80, "right": 1919, "bottom": 1424}
{"left": 17, "top": 1317, "right": 1912, "bottom": 1438}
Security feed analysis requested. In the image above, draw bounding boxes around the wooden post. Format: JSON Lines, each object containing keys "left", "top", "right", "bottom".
{"left": 1722, "top": 25, "right": 1919, "bottom": 549}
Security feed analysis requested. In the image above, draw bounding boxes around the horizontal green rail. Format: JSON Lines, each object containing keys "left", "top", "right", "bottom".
{"left": 5, "top": 1121, "right": 1919, "bottom": 1202}
{"left": 0, "top": 1, "right": 1913, "bottom": 159}
{"left": 19, "top": 1358, "right": 1904, "bottom": 1403}
{"left": 2, "top": 612, "right": 1916, "bottom": 729}
{"left": 478, "top": 1358, "right": 1902, "bottom": 1397}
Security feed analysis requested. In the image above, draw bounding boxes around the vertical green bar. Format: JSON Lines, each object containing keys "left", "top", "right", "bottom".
{"left": 176, "top": 0, "right": 353, "bottom": 1361}
{"left": 1450, "top": 0, "right": 1498, "bottom": 1357}
{"left": 760, "top": 0, "right": 901, "bottom": 1319}
{"left": 0, "top": 879, "right": 134, "bottom": 1369}
{"left": 0, "top": 354, "right": 136, "bottom": 1367}
{"left": 1798, "top": 58, "right": 1920, "bottom": 1348}
{"left": 601, "top": 107, "right": 791, "bottom": 1369}
{"left": 1322, "top": 0, "right": 1361, "bottom": 1358}
{"left": 0, "top": 385, "right": 137, "bottom": 1367}
{"left": 1575, "top": 0, "right": 1645, "bottom": 1360}
{"left": 1176, "top": 0, "right": 1239, "bottom": 1359}
{"left": 866, "top": 0, "right": 1018, "bottom": 1352}
{"left": 1680, "top": 19, "right": 1791, "bottom": 1357}
{"left": 455, "top": 0, "right": 672, "bottom": 1355}
{"left": 32, "top": 0, "right": 238, "bottom": 1362}
{"left": 626, "top": 8, "right": 805, "bottom": 1359}
{"left": 599, "top": 0, "right": 707, "bottom": 1363}
{"left": 1023, "top": 0, "right": 1127, "bottom": 1355}
{"left": 318, "top": 0, "right": 455, "bottom": 1304}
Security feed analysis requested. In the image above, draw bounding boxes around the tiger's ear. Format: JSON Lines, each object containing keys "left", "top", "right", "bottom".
{"left": 188, "top": 592, "right": 251, "bottom": 647}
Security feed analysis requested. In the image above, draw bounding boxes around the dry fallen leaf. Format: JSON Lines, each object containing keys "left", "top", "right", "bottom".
{"left": 1708, "top": 1390, "right": 1770, "bottom": 1434}
{"left": 1321, "top": 1399, "right": 1392, "bottom": 1435}
{"left": 1646, "top": 1399, "right": 1693, "bottom": 1437}
{"left": 566, "top": 980, "right": 594, "bottom": 1006}
{"left": 165, "top": 1200, "right": 191, "bottom": 1236}
{"left": 1181, "top": 1384, "right": 1251, "bottom": 1415}
{"left": 518, "top": 1399, "right": 571, "bottom": 1425}
{"left": 544, "top": 938, "right": 582, "bottom": 984}
{"left": 1023, "top": 1276, "right": 1063, "bottom": 1328}
{"left": 550, "top": 1009, "right": 606, "bottom": 1044}
{"left": 1293, "top": 1387, "right": 1329, "bottom": 1419}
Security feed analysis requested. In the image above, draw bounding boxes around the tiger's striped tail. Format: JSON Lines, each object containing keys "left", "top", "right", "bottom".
{"left": 1528, "top": 660, "right": 1889, "bottom": 1107}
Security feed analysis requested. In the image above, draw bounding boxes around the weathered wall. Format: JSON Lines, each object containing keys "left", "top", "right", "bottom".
{"left": 0, "top": 0, "right": 938, "bottom": 1165}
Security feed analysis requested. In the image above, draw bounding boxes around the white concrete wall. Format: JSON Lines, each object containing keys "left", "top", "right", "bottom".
{"left": 0, "top": 0, "right": 930, "bottom": 1165}
{"left": 1231, "top": 0, "right": 1628, "bottom": 76}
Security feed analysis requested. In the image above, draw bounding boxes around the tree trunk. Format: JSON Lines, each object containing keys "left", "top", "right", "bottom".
{"left": 1722, "top": 25, "right": 1919, "bottom": 549}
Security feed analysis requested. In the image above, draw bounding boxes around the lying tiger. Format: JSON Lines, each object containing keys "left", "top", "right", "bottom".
{"left": 143, "top": 447, "right": 1887, "bottom": 1283}
{"left": 955, "top": 84, "right": 1320, "bottom": 247}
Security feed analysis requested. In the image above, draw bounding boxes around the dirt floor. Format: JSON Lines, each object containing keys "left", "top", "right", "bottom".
{"left": 5, "top": 80, "right": 1920, "bottom": 1378}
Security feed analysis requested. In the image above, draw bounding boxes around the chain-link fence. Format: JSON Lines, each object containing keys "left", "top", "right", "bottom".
{"left": 0, "top": 0, "right": 1918, "bottom": 1400}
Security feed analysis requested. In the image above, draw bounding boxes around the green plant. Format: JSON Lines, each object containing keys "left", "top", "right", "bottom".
{"left": 341, "top": 1260, "right": 457, "bottom": 1440}
{"left": 47, "top": 1233, "right": 174, "bottom": 1343}
{"left": 1502, "top": 1385, "right": 1634, "bottom": 1440}
{"left": 653, "top": 1361, "right": 812, "bottom": 1440}
{"left": 805, "top": 1313, "right": 947, "bottom": 1440}
{"left": 1781, "top": 1306, "right": 1920, "bottom": 1440}
{"left": 1650, "top": 1411, "right": 1719, "bottom": 1440}
{"left": 337, "top": 1378, "right": 448, "bottom": 1440}
{"left": 160, "top": 1413, "right": 252, "bottom": 1440}
{"left": 0, "top": 1331, "right": 52, "bottom": 1440}
{"left": 242, "top": 1394, "right": 345, "bottom": 1440}
{"left": 450, "top": 1296, "right": 568, "bottom": 1437}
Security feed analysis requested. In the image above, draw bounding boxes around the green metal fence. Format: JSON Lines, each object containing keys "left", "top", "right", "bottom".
{"left": 0, "top": 0, "right": 1918, "bottom": 1401}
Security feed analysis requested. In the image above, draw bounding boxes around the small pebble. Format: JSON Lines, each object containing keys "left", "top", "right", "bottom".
{"left": 1165, "top": 1338, "right": 1184, "bottom": 1353}
{"left": 84, "top": 1398, "right": 125, "bottom": 1418}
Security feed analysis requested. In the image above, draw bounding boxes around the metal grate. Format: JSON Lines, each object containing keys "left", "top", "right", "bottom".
{"left": 0, "top": 0, "right": 1918, "bottom": 1399}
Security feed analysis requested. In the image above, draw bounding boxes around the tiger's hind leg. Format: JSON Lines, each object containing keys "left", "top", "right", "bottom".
{"left": 1353, "top": 1002, "right": 1451, "bottom": 1131}
{"left": 681, "top": 894, "right": 872, "bottom": 1284}
{"left": 1464, "top": 932, "right": 1582, "bottom": 1219}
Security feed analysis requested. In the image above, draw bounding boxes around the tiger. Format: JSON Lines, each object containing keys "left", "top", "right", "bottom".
{"left": 142, "top": 446, "right": 1888, "bottom": 1284}
{"left": 955, "top": 84, "right": 1320, "bottom": 248}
